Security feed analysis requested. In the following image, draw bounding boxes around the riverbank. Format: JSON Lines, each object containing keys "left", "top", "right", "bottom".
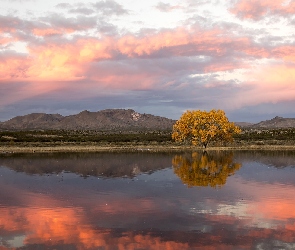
{"left": 1, "top": 143, "right": 295, "bottom": 154}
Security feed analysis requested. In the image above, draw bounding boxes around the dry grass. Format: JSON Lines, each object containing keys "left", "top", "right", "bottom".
{"left": 1, "top": 143, "right": 295, "bottom": 154}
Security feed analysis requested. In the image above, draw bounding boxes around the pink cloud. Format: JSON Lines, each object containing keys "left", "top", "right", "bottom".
{"left": 0, "top": 35, "right": 15, "bottom": 45}
{"left": 0, "top": 55, "right": 30, "bottom": 80}
{"left": 272, "top": 46, "right": 295, "bottom": 63}
{"left": 204, "top": 61, "right": 244, "bottom": 73}
{"left": 231, "top": 0, "right": 295, "bottom": 19}
{"left": 228, "top": 64, "right": 295, "bottom": 109}
{"left": 32, "top": 27, "right": 75, "bottom": 36}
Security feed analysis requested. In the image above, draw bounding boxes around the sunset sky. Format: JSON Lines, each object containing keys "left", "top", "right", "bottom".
{"left": 1, "top": 0, "right": 295, "bottom": 122}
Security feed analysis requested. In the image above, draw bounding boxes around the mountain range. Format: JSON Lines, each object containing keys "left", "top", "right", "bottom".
{"left": 0, "top": 109, "right": 175, "bottom": 131}
{"left": 236, "top": 116, "right": 295, "bottom": 129}
{"left": 0, "top": 110, "right": 295, "bottom": 131}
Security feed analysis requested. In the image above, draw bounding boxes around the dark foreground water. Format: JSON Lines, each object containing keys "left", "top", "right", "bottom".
{"left": 1, "top": 151, "right": 295, "bottom": 250}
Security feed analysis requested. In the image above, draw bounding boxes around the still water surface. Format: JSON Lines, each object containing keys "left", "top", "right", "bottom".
{"left": 1, "top": 151, "right": 295, "bottom": 249}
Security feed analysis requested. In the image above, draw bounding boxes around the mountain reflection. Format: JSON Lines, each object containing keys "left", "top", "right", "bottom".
{"left": 172, "top": 151, "right": 241, "bottom": 188}
{"left": 0, "top": 152, "right": 171, "bottom": 178}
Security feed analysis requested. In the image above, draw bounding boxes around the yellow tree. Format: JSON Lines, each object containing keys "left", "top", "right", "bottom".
{"left": 172, "top": 109, "right": 241, "bottom": 148}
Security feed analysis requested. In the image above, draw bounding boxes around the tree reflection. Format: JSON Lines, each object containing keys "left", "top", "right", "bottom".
{"left": 172, "top": 151, "right": 241, "bottom": 188}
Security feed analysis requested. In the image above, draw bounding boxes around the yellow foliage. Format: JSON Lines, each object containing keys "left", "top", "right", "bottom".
{"left": 172, "top": 151, "right": 241, "bottom": 188}
{"left": 172, "top": 109, "right": 241, "bottom": 148}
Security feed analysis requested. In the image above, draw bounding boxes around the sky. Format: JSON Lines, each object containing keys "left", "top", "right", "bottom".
{"left": 0, "top": 0, "right": 294, "bottom": 122}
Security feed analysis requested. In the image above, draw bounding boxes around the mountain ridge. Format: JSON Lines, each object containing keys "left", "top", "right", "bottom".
{"left": 1, "top": 110, "right": 295, "bottom": 131}
{"left": 236, "top": 116, "right": 295, "bottom": 129}
{"left": 0, "top": 109, "right": 176, "bottom": 131}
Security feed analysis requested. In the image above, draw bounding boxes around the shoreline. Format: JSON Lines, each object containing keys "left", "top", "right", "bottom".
{"left": 1, "top": 144, "right": 295, "bottom": 154}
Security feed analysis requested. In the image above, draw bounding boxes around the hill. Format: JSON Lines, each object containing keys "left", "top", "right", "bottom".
{"left": 252, "top": 116, "right": 295, "bottom": 129}
{"left": 0, "top": 109, "right": 175, "bottom": 131}
{"left": 234, "top": 122, "right": 254, "bottom": 128}
{"left": 235, "top": 116, "right": 295, "bottom": 129}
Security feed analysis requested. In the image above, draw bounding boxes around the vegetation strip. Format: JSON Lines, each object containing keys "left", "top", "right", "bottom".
{"left": 1, "top": 144, "right": 295, "bottom": 154}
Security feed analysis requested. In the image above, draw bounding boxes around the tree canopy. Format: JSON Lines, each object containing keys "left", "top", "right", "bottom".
{"left": 172, "top": 151, "right": 241, "bottom": 188}
{"left": 172, "top": 109, "right": 241, "bottom": 148}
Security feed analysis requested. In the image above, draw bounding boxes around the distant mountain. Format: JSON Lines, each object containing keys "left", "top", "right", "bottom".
{"left": 234, "top": 122, "right": 254, "bottom": 128}
{"left": 235, "top": 116, "right": 295, "bottom": 129}
{"left": 252, "top": 116, "right": 295, "bottom": 129}
{"left": 0, "top": 109, "right": 175, "bottom": 131}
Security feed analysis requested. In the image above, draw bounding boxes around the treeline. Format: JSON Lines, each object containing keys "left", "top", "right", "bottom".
{"left": 0, "top": 130, "right": 172, "bottom": 144}
{"left": 234, "top": 128, "right": 295, "bottom": 140}
{"left": 1, "top": 128, "right": 295, "bottom": 146}
{"left": 232, "top": 128, "right": 295, "bottom": 146}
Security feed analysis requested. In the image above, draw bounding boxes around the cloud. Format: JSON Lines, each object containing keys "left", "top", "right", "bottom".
{"left": 0, "top": 27, "right": 244, "bottom": 81}
{"left": 69, "top": 7, "right": 95, "bottom": 15}
{"left": 230, "top": 0, "right": 295, "bottom": 20}
{"left": 92, "top": 0, "right": 129, "bottom": 16}
{"left": 55, "top": 0, "right": 129, "bottom": 16}
{"left": 0, "top": 51, "right": 30, "bottom": 80}
{"left": 0, "top": 13, "right": 97, "bottom": 39}
{"left": 155, "top": 2, "right": 182, "bottom": 12}
{"left": 0, "top": 35, "right": 15, "bottom": 46}
{"left": 229, "top": 64, "right": 295, "bottom": 109}
{"left": 0, "top": 15, "right": 30, "bottom": 32}
{"left": 34, "top": 14, "right": 97, "bottom": 36}
{"left": 272, "top": 46, "right": 295, "bottom": 63}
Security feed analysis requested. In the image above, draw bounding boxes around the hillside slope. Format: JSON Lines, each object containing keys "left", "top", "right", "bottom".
{"left": 0, "top": 109, "right": 175, "bottom": 131}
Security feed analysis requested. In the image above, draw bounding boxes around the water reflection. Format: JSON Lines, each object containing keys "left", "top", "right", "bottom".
{"left": 0, "top": 152, "right": 171, "bottom": 178}
{"left": 1, "top": 151, "right": 295, "bottom": 249}
{"left": 172, "top": 151, "right": 241, "bottom": 188}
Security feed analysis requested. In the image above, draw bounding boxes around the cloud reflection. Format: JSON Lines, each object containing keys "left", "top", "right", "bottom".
{"left": 0, "top": 206, "right": 191, "bottom": 249}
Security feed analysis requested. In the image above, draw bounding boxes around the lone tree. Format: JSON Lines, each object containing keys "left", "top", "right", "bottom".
{"left": 172, "top": 109, "right": 241, "bottom": 148}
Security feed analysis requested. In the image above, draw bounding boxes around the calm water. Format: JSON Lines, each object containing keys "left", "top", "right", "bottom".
{"left": 1, "top": 151, "right": 295, "bottom": 250}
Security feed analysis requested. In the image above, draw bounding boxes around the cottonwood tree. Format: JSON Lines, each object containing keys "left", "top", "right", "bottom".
{"left": 172, "top": 109, "right": 241, "bottom": 148}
